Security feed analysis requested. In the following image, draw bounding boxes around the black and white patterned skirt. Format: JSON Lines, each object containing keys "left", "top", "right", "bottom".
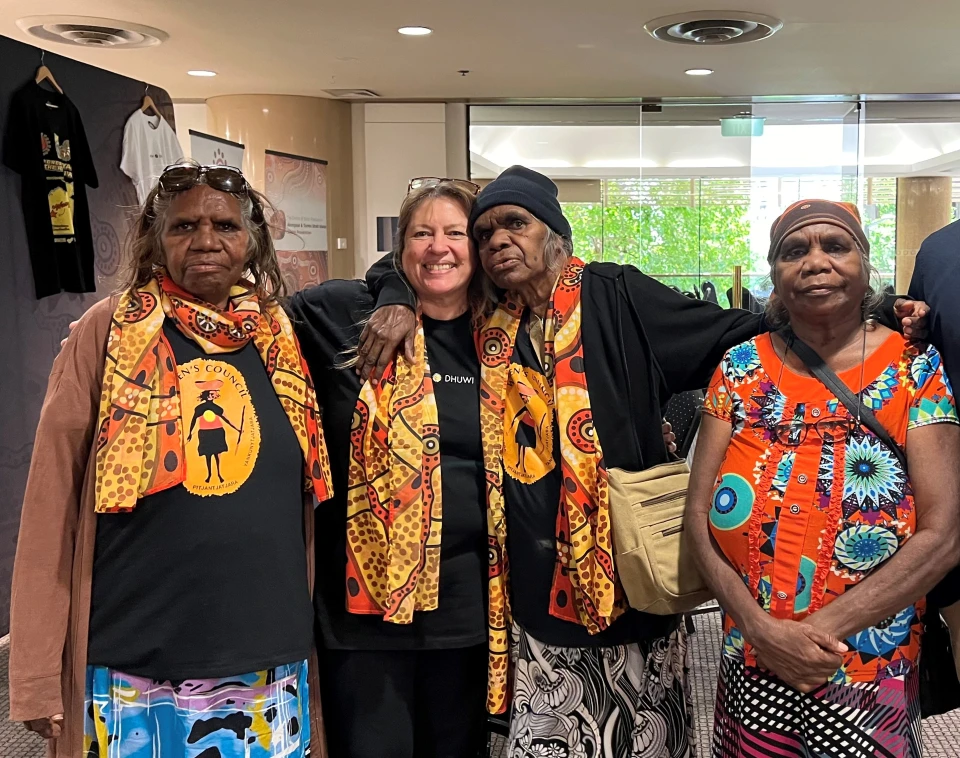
{"left": 507, "top": 624, "right": 694, "bottom": 758}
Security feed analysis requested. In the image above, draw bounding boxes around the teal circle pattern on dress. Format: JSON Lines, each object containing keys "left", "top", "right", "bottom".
{"left": 834, "top": 524, "right": 899, "bottom": 572}
{"left": 847, "top": 605, "right": 915, "bottom": 656}
{"left": 710, "top": 473, "right": 755, "bottom": 531}
{"left": 794, "top": 555, "right": 817, "bottom": 614}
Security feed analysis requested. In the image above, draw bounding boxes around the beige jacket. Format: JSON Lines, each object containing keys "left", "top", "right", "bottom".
{"left": 8, "top": 297, "right": 325, "bottom": 757}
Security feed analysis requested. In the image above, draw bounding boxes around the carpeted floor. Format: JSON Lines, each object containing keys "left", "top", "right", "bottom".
{"left": 0, "top": 636, "right": 46, "bottom": 757}
{"left": 3, "top": 621, "right": 958, "bottom": 757}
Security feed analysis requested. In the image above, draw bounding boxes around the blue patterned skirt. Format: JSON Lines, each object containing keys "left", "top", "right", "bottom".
{"left": 83, "top": 660, "right": 310, "bottom": 758}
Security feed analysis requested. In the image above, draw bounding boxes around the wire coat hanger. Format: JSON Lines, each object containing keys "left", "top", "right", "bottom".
{"left": 35, "top": 49, "right": 64, "bottom": 94}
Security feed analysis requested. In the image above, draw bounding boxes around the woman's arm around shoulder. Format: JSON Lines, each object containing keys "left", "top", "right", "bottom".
{"left": 621, "top": 265, "right": 763, "bottom": 394}
{"left": 286, "top": 279, "right": 377, "bottom": 395}
{"left": 288, "top": 278, "right": 375, "bottom": 344}
{"left": 358, "top": 252, "right": 418, "bottom": 380}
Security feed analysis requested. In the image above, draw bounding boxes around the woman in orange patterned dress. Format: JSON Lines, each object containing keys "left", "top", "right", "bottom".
{"left": 688, "top": 199, "right": 960, "bottom": 758}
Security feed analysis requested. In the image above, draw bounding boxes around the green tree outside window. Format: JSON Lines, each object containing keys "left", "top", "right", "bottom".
{"left": 564, "top": 178, "right": 900, "bottom": 306}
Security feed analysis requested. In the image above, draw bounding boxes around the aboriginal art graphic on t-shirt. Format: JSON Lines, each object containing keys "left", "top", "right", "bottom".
{"left": 179, "top": 358, "right": 260, "bottom": 496}
{"left": 503, "top": 364, "right": 555, "bottom": 484}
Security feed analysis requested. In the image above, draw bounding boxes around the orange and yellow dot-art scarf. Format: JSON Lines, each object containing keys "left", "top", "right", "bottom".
{"left": 94, "top": 270, "right": 332, "bottom": 513}
{"left": 478, "top": 257, "right": 623, "bottom": 713}
{"left": 344, "top": 258, "right": 622, "bottom": 715}
{"left": 345, "top": 316, "right": 444, "bottom": 624}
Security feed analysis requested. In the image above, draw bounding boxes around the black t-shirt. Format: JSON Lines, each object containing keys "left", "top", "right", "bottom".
{"left": 419, "top": 313, "right": 489, "bottom": 642}
{"left": 2, "top": 82, "right": 99, "bottom": 299}
{"left": 289, "top": 282, "right": 488, "bottom": 650}
{"left": 505, "top": 313, "right": 677, "bottom": 648}
{"left": 87, "top": 320, "right": 313, "bottom": 679}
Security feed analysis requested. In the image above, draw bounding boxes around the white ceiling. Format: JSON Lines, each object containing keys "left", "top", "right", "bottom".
{"left": 3, "top": 0, "right": 960, "bottom": 101}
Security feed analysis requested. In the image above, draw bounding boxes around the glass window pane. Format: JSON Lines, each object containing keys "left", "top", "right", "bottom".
{"left": 466, "top": 100, "right": 960, "bottom": 307}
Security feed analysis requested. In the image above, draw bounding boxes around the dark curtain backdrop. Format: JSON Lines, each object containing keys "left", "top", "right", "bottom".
{"left": 0, "top": 36, "right": 174, "bottom": 634}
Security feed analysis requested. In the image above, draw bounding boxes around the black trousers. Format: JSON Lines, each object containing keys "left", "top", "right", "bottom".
{"left": 318, "top": 645, "right": 487, "bottom": 758}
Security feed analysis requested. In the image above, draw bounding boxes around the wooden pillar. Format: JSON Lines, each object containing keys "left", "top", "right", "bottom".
{"left": 895, "top": 177, "right": 952, "bottom": 292}
{"left": 207, "top": 95, "right": 355, "bottom": 280}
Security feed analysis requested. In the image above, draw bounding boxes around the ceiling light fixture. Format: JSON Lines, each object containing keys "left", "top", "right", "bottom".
{"left": 398, "top": 26, "right": 432, "bottom": 36}
{"left": 646, "top": 12, "right": 782, "bottom": 45}
{"left": 187, "top": 69, "right": 217, "bottom": 77}
{"left": 17, "top": 16, "right": 168, "bottom": 49}
{"left": 685, "top": 68, "right": 714, "bottom": 76}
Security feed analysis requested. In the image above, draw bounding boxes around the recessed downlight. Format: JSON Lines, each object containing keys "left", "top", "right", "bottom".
{"left": 685, "top": 68, "right": 714, "bottom": 76}
{"left": 398, "top": 26, "right": 432, "bottom": 36}
{"left": 187, "top": 69, "right": 217, "bottom": 77}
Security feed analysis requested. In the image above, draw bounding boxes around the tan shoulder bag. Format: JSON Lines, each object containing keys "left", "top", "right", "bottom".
{"left": 608, "top": 459, "right": 713, "bottom": 614}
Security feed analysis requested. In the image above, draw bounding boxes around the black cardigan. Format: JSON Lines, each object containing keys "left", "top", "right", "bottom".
{"left": 581, "top": 262, "right": 761, "bottom": 474}
{"left": 375, "top": 259, "right": 764, "bottom": 472}
{"left": 514, "top": 263, "right": 764, "bottom": 645}
{"left": 908, "top": 220, "right": 960, "bottom": 609}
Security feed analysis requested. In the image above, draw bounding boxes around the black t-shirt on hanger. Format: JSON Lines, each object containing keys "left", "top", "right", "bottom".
{"left": 3, "top": 81, "right": 99, "bottom": 299}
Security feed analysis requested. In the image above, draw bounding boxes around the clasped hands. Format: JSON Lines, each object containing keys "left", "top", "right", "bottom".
{"left": 744, "top": 611, "right": 848, "bottom": 693}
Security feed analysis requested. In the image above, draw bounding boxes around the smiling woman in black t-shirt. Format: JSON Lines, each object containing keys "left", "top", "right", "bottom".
{"left": 288, "top": 179, "right": 490, "bottom": 758}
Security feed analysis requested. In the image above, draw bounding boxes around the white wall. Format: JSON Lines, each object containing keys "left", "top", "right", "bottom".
{"left": 172, "top": 101, "right": 211, "bottom": 159}
{"left": 356, "top": 103, "right": 448, "bottom": 273}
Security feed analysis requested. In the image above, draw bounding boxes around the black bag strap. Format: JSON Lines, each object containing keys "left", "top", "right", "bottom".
{"left": 781, "top": 328, "right": 908, "bottom": 471}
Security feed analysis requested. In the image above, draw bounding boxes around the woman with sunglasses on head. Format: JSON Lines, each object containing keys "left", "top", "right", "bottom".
{"left": 9, "top": 162, "right": 333, "bottom": 758}
{"left": 687, "top": 200, "right": 960, "bottom": 758}
{"left": 286, "top": 177, "right": 492, "bottom": 758}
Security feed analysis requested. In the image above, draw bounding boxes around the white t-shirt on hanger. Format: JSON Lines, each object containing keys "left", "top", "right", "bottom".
{"left": 121, "top": 110, "right": 184, "bottom": 204}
